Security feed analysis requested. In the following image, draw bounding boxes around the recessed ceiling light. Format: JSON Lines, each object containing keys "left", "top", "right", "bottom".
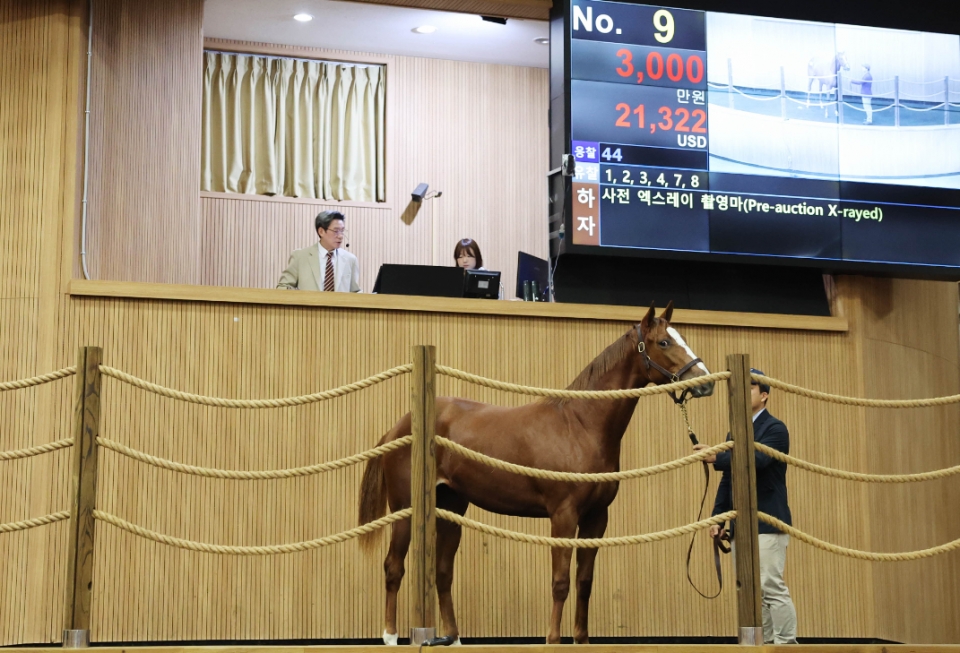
{"left": 534, "top": 37, "right": 549, "bottom": 45}
{"left": 293, "top": 13, "right": 313, "bottom": 22}
{"left": 412, "top": 25, "right": 437, "bottom": 34}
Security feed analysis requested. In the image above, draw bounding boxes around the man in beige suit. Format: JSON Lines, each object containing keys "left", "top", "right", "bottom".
{"left": 277, "top": 211, "right": 361, "bottom": 292}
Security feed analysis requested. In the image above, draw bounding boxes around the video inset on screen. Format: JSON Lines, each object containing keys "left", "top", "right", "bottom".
{"left": 706, "top": 14, "right": 960, "bottom": 189}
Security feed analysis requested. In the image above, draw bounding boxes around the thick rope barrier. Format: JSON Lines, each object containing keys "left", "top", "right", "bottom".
{"left": 99, "top": 364, "right": 412, "bottom": 408}
{"left": 436, "top": 365, "right": 730, "bottom": 400}
{"left": 759, "top": 513, "right": 960, "bottom": 562}
{"left": 436, "top": 436, "right": 734, "bottom": 482}
{"left": 900, "top": 102, "right": 947, "bottom": 112}
{"left": 436, "top": 509, "right": 736, "bottom": 548}
{"left": 92, "top": 508, "right": 412, "bottom": 555}
{"left": 753, "top": 373, "right": 960, "bottom": 408}
{"left": 0, "top": 438, "right": 73, "bottom": 461}
{"left": 97, "top": 435, "right": 413, "bottom": 479}
{"left": 0, "top": 367, "right": 76, "bottom": 391}
{"left": 0, "top": 511, "right": 71, "bottom": 534}
{"left": 755, "top": 442, "right": 960, "bottom": 483}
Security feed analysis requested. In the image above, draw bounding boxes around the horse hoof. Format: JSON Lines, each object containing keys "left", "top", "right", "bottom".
{"left": 451, "top": 638, "right": 462, "bottom": 646}
{"left": 383, "top": 630, "right": 399, "bottom": 646}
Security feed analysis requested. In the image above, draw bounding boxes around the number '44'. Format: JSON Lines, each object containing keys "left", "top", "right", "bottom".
{"left": 601, "top": 147, "right": 623, "bottom": 162}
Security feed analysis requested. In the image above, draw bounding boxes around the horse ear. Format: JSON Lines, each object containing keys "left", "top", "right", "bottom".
{"left": 641, "top": 303, "right": 656, "bottom": 333}
{"left": 659, "top": 300, "right": 674, "bottom": 324}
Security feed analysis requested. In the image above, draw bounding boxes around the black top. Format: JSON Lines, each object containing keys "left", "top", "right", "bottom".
{"left": 711, "top": 409, "right": 792, "bottom": 535}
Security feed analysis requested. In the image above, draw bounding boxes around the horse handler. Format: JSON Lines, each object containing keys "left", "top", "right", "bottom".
{"left": 694, "top": 368, "right": 798, "bottom": 644}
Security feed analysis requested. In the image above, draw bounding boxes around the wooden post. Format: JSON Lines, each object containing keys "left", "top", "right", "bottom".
{"left": 63, "top": 347, "right": 102, "bottom": 641}
{"left": 779, "top": 66, "right": 787, "bottom": 121}
{"left": 945, "top": 77, "right": 950, "bottom": 126}
{"left": 837, "top": 71, "right": 844, "bottom": 124}
{"left": 726, "top": 354, "right": 762, "bottom": 645}
{"left": 727, "top": 58, "right": 734, "bottom": 109}
{"left": 409, "top": 345, "right": 437, "bottom": 641}
{"left": 894, "top": 76, "right": 900, "bottom": 127}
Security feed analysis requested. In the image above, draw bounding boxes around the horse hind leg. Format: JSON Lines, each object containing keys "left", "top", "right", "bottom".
{"left": 573, "top": 508, "right": 609, "bottom": 644}
{"left": 436, "top": 484, "right": 469, "bottom": 644}
{"left": 546, "top": 508, "right": 579, "bottom": 644}
{"left": 383, "top": 516, "right": 411, "bottom": 644}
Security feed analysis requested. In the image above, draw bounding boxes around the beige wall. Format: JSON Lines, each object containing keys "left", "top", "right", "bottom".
{"left": 83, "top": 0, "right": 551, "bottom": 296}
{"left": 201, "top": 41, "right": 547, "bottom": 297}
{"left": 199, "top": 40, "right": 549, "bottom": 298}
{"left": 839, "top": 277, "right": 960, "bottom": 643}
{"left": 2, "top": 0, "right": 960, "bottom": 646}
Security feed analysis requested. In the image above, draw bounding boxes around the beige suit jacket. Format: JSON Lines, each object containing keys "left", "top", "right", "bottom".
{"left": 277, "top": 245, "right": 361, "bottom": 292}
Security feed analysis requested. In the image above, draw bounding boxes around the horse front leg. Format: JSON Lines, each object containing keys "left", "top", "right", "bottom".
{"left": 383, "top": 518, "right": 411, "bottom": 645}
{"left": 573, "top": 507, "right": 609, "bottom": 644}
{"left": 547, "top": 509, "right": 579, "bottom": 644}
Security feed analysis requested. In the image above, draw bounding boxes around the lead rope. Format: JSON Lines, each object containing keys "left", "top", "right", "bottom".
{"left": 680, "top": 399, "right": 729, "bottom": 599}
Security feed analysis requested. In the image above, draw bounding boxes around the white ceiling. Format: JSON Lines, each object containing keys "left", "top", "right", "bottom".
{"left": 203, "top": 0, "right": 550, "bottom": 68}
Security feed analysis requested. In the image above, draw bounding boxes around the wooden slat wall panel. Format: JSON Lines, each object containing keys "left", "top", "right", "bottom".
{"left": 84, "top": 0, "right": 204, "bottom": 285}
{"left": 199, "top": 40, "right": 549, "bottom": 299}
{"left": 0, "top": 0, "right": 80, "bottom": 644}
{"left": 29, "top": 293, "right": 921, "bottom": 643}
{"left": 839, "top": 277, "right": 960, "bottom": 644}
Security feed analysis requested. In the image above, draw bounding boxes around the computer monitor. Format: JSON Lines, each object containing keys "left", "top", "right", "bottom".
{"left": 516, "top": 251, "right": 550, "bottom": 301}
{"left": 372, "top": 264, "right": 464, "bottom": 297}
{"left": 463, "top": 269, "right": 500, "bottom": 299}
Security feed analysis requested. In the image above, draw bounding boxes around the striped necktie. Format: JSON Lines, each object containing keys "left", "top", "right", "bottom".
{"left": 323, "top": 250, "right": 335, "bottom": 292}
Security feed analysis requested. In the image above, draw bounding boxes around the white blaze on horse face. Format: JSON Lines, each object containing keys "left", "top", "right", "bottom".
{"left": 666, "top": 327, "right": 709, "bottom": 375}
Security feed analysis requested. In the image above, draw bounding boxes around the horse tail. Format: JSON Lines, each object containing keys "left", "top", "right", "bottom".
{"left": 358, "top": 441, "right": 388, "bottom": 554}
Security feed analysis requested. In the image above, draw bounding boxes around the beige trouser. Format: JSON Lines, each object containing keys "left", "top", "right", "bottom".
{"left": 733, "top": 533, "right": 798, "bottom": 644}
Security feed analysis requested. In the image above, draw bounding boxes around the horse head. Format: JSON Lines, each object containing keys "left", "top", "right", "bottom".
{"left": 636, "top": 302, "right": 714, "bottom": 398}
{"left": 837, "top": 51, "right": 850, "bottom": 72}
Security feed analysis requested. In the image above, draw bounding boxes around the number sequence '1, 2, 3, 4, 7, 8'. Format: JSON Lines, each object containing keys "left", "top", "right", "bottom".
{"left": 569, "top": 0, "right": 709, "bottom": 247}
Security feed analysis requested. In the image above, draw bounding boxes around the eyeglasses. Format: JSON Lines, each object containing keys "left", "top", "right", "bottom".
{"left": 325, "top": 228, "right": 347, "bottom": 236}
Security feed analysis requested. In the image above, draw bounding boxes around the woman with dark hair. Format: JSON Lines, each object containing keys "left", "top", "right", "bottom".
{"left": 453, "top": 238, "right": 484, "bottom": 270}
{"left": 453, "top": 238, "right": 502, "bottom": 298}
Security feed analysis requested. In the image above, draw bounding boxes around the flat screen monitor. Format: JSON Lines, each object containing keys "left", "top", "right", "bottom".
{"left": 553, "top": 0, "right": 960, "bottom": 279}
{"left": 372, "top": 264, "right": 464, "bottom": 298}
{"left": 516, "top": 251, "right": 550, "bottom": 301}
{"left": 463, "top": 269, "right": 501, "bottom": 299}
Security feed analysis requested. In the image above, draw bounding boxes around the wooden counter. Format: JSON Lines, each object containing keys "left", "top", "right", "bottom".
{"left": 68, "top": 280, "right": 848, "bottom": 331}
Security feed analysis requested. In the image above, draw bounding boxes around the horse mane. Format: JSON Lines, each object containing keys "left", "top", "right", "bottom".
{"left": 543, "top": 327, "right": 639, "bottom": 405}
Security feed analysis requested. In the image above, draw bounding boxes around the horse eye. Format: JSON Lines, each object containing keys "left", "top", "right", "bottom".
{"left": 659, "top": 339, "right": 670, "bottom": 348}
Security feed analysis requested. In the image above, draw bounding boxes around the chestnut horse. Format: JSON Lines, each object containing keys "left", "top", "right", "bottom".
{"left": 358, "top": 303, "right": 713, "bottom": 644}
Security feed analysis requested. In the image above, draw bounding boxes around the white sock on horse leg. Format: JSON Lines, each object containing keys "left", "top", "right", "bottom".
{"left": 383, "top": 630, "right": 399, "bottom": 646}
{"left": 451, "top": 638, "right": 462, "bottom": 646}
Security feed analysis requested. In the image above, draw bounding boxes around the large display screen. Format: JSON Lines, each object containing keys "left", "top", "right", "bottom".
{"left": 562, "top": 0, "right": 960, "bottom": 275}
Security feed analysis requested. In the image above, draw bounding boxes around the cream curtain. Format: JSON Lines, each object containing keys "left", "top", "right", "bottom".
{"left": 201, "top": 51, "right": 385, "bottom": 202}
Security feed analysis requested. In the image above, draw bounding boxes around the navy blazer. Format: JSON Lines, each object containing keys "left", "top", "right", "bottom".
{"left": 711, "top": 409, "right": 792, "bottom": 535}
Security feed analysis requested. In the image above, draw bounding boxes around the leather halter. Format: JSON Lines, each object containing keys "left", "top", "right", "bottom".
{"left": 634, "top": 324, "right": 704, "bottom": 404}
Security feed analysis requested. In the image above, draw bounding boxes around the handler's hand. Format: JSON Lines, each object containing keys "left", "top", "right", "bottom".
{"left": 693, "top": 443, "right": 717, "bottom": 464}
{"left": 709, "top": 525, "right": 726, "bottom": 539}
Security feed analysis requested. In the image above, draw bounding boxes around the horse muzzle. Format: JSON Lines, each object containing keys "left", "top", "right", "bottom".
{"left": 688, "top": 380, "right": 715, "bottom": 398}
{"left": 681, "top": 369, "right": 714, "bottom": 398}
